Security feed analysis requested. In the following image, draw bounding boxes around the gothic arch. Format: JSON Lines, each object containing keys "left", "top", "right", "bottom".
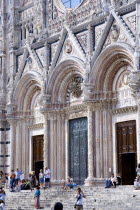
{"left": 47, "top": 59, "right": 85, "bottom": 103}
{"left": 14, "top": 72, "right": 42, "bottom": 112}
{"left": 90, "top": 43, "right": 134, "bottom": 92}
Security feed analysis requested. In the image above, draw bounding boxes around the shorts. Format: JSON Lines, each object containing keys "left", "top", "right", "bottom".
{"left": 45, "top": 178, "right": 50, "bottom": 182}
{"left": 40, "top": 178, "right": 44, "bottom": 183}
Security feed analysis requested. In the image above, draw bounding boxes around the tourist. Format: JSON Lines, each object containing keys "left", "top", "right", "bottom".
{"left": 5, "top": 173, "right": 9, "bottom": 188}
{"left": 136, "top": 163, "right": 140, "bottom": 176}
{"left": 0, "top": 187, "right": 5, "bottom": 210}
{"left": 45, "top": 167, "right": 51, "bottom": 187}
{"left": 63, "top": 177, "right": 73, "bottom": 190}
{"left": 39, "top": 169, "right": 44, "bottom": 189}
{"left": 31, "top": 171, "right": 37, "bottom": 188}
{"left": 75, "top": 188, "right": 86, "bottom": 210}
{"left": 105, "top": 174, "right": 117, "bottom": 188}
{"left": 111, "top": 174, "right": 117, "bottom": 187}
{"left": 116, "top": 173, "right": 121, "bottom": 185}
{"left": 0, "top": 199, "right": 5, "bottom": 210}
{"left": 20, "top": 179, "right": 31, "bottom": 190}
{"left": 134, "top": 175, "right": 140, "bottom": 190}
{"left": 15, "top": 180, "right": 22, "bottom": 192}
{"left": 54, "top": 202, "right": 63, "bottom": 210}
{"left": 14, "top": 168, "right": 22, "bottom": 186}
{"left": 10, "top": 170, "right": 16, "bottom": 191}
{"left": 34, "top": 186, "right": 40, "bottom": 209}
{"left": 105, "top": 178, "right": 112, "bottom": 188}
{"left": 0, "top": 172, "right": 5, "bottom": 186}
{"left": 28, "top": 173, "right": 32, "bottom": 182}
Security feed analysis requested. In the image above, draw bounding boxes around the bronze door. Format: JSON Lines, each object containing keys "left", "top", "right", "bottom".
{"left": 33, "top": 135, "right": 44, "bottom": 180}
{"left": 117, "top": 121, "right": 137, "bottom": 185}
{"left": 69, "top": 117, "right": 88, "bottom": 185}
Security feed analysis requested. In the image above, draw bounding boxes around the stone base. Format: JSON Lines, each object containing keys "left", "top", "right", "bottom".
{"left": 85, "top": 178, "right": 106, "bottom": 187}
{"left": 50, "top": 180, "right": 65, "bottom": 187}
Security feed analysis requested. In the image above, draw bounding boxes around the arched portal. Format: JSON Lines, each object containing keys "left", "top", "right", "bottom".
{"left": 13, "top": 72, "right": 44, "bottom": 177}
{"left": 46, "top": 59, "right": 88, "bottom": 183}
{"left": 89, "top": 44, "right": 137, "bottom": 184}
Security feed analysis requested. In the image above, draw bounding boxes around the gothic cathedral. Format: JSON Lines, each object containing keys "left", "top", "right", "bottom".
{"left": 0, "top": 0, "right": 139, "bottom": 185}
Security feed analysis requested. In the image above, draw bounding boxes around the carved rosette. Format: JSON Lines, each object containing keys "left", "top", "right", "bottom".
{"left": 68, "top": 76, "right": 83, "bottom": 98}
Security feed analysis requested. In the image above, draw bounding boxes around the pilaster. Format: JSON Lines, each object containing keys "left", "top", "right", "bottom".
{"left": 85, "top": 104, "right": 94, "bottom": 186}
{"left": 43, "top": 116, "right": 49, "bottom": 171}
{"left": 8, "top": 119, "right": 17, "bottom": 172}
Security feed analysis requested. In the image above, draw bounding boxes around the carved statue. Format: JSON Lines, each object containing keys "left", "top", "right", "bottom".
{"left": 110, "top": 24, "right": 120, "bottom": 42}
{"left": 64, "top": 40, "right": 72, "bottom": 54}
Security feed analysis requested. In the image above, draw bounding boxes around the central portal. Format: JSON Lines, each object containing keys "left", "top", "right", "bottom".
{"left": 69, "top": 117, "right": 88, "bottom": 185}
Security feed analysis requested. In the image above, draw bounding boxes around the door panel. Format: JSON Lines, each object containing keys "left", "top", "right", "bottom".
{"left": 33, "top": 135, "right": 44, "bottom": 180}
{"left": 69, "top": 118, "right": 88, "bottom": 185}
{"left": 117, "top": 121, "right": 137, "bottom": 185}
{"left": 121, "top": 153, "right": 136, "bottom": 185}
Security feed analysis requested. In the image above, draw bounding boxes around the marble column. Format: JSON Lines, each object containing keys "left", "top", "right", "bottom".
{"left": 43, "top": 116, "right": 49, "bottom": 171}
{"left": 16, "top": 119, "right": 20, "bottom": 168}
{"left": 85, "top": 105, "right": 94, "bottom": 186}
{"left": 65, "top": 119, "right": 69, "bottom": 180}
{"left": 57, "top": 112, "right": 61, "bottom": 180}
{"left": 136, "top": 96, "right": 140, "bottom": 163}
{"left": 95, "top": 110, "right": 100, "bottom": 178}
{"left": 8, "top": 119, "right": 16, "bottom": 172}
{"left": 0, "top": 121, "right": 4, "bottom": 171}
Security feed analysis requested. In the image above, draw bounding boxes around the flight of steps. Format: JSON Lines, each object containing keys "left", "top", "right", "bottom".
{"left": 5, "top": 185, "right": 140, "bottom": 210}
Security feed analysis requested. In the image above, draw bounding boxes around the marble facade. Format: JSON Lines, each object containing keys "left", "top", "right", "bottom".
{"left": 0, "top": 0, "right": 139, "bottom": 185}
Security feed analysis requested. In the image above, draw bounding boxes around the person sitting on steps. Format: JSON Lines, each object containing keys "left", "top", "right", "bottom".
{"left": 105, "top": 174, "right": 117, "bottom": 188}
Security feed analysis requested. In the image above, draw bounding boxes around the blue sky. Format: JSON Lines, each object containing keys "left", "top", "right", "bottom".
{"left": 62, "top": 0, "right": 83, "bottom": 8}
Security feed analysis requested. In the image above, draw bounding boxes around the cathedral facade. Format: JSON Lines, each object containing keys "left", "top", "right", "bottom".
{"left": 0, "top": 0, "right": 139, "bottom": 185}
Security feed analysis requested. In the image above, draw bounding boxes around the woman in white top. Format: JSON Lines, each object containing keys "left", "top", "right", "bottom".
{"left": 75, "top": 188, "right": 86, "bottom": 210}
{"left": 39, "top": 169, "right": 44, "bottom": 189}
{"left": 136, "top": 163, "right": 140, "bottom": 176}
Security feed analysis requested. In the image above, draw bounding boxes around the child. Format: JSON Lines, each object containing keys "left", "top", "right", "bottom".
{"left": 34, "top": 186, "right": 40, "bottom": 209}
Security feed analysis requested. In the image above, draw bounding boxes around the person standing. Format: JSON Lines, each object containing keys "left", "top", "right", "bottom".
{"left": 34, "top": 186, "right": 40, "bottom": 209}
{"left": 14, "top": 168, "right": 22, "bottom": 186}
{"left": 10, "top": 170, "right": 16, "bottom": 191}
{"left": 44, "top": 167, "right": 51, "bottom": 187}
{"left": 136, "top": 163, "right": 140, "bottom": 176}
{"left": 31, "top": 172, "right": 37, "bottom": 188}
{"left": 39, "top": 169, "right": 44, "bottom": 189}
{"left": 75, "top": 188, "right": 86, "bottom": 210}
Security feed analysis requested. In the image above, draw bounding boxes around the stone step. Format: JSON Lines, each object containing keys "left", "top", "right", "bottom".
{"left": 4, "top": 186, "right": 140, "bottom": 210}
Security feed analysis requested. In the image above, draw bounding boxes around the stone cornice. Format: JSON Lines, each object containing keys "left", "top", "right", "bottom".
{"left": 112, "top": 105, "right": 137, "bottom": 115}
{"left": 115, "top": 2, "right": 136, "bottom": 15}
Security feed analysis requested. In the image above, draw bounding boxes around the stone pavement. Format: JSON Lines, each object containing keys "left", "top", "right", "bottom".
{"left": 4, "top": 185, "right": 140, "bottom": 210}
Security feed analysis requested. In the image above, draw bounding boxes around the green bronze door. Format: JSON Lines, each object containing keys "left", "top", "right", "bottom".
{"left": 69, "top": 117, "right": 88, "bottom": 185}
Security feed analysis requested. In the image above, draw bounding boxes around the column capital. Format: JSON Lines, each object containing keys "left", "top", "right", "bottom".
{"left": 7, "top": 118, "right": 17, "bottom": 127}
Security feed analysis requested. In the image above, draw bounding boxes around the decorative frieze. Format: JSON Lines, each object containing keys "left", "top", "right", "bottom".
{"left": 112, "top": 106, "right": 137, "bottom": 115}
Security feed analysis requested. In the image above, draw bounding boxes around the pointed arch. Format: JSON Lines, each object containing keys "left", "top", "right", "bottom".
{"left": 14, "top": 71, "right": 42, "bottom": 112}
{"left": 90, "top": 43, "right": 134, "bottom": 92}
{"left": 47, "top": 58, "right": 85, "bottom": 103}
